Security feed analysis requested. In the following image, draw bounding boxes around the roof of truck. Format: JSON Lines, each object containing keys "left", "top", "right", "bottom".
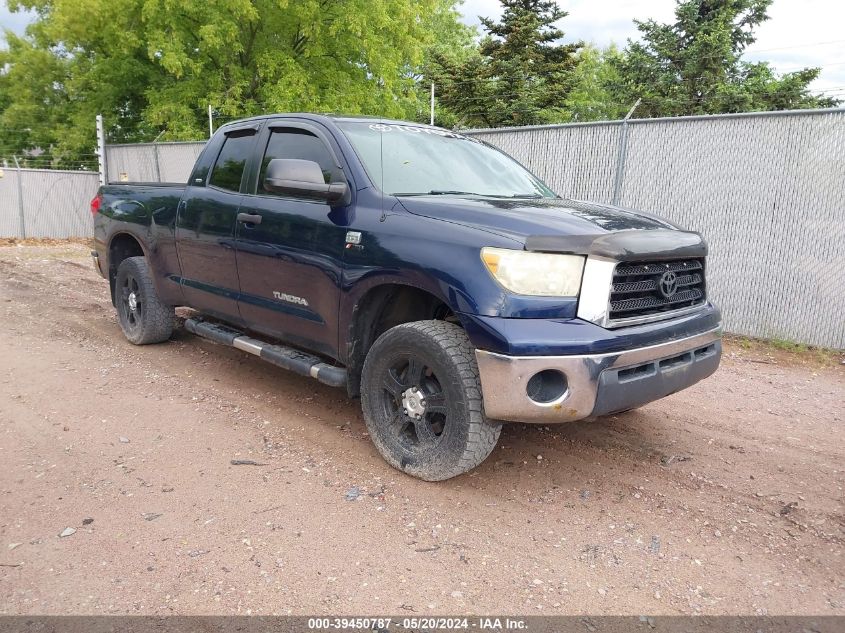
{"left": 218, "top": 113, "right": 442, "bottom": 130}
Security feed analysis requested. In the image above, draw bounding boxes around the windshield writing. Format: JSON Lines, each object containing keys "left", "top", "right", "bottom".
{"left": 337, "top": 122, "right": 556, "bottom": 199}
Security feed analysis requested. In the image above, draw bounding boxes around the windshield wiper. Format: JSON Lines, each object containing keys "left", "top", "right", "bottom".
{"left": 392, "top": 190, "right": 482, "bottom": 197}
{"left": 487, "top": 193, "right": 544, "bottom": 199}
{"left": 392, "top": 190, "right": 547, "bottom": 198}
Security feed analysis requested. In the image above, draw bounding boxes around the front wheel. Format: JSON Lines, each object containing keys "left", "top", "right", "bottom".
{"left": 361, "top": 320, "right": 501, "bottom": 481}
{"left": 114, "top": 256, "right": 174, "bottom": 345}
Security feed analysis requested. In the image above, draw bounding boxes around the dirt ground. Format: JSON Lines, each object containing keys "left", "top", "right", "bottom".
{"left": 0, "top": 242, "right": 842, "bottom": 616}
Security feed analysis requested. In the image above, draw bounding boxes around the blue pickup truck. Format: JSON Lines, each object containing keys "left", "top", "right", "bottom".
{"left": 91, "top": 114, "right": 722, "bottom": 480}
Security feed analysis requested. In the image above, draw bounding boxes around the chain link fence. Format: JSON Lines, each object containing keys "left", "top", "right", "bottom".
{"left": 104, "top": 142, "right": 206, "bottom": 183}
{"left": 470, "top": 108, "right": 845, "bottom": 349}
{"left": 96, "top": 108, "right": 845, "bottom": 349}
{"left": 0, "top": 167, "right": 99, "bottom": 238}
{"left": 4, "top": 108, "right": 840, "bottom": 347}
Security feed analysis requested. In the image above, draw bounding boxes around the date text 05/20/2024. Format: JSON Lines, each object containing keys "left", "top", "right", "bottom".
{"left": 307, "top": 617, "right": 527, "bottom": 630}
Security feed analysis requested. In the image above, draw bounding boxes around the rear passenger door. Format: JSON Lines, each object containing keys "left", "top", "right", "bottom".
{"left": 234, "top": 123, "right": 350, "bottom": 360}
{"left": 176, "top": 126, "right": 259, "bottom": 323}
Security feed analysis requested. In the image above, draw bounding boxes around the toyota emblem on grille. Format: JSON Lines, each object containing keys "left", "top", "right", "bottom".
{"left": 658, "top": 270, "right": 679, "bottom": 298}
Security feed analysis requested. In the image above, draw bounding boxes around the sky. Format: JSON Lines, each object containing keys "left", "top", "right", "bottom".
{"left": 0, "top": 2, "right": 26, "bottom": 36}
{"left": 1, "top": 0, "right": 843, "bottom": 98}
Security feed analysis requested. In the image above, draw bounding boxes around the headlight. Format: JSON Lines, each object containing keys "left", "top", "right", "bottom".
{"left": 481, "top": 247, "right": 585, "bottom": 297}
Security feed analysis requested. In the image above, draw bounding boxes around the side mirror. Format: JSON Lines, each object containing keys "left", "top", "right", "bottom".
{"left": 263, "top": 158, "right": 348, "bottom": 205}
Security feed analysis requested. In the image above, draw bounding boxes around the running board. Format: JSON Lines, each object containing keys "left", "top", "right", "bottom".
{"left": 184, "top": 318, "right": 347, "bottom": 388}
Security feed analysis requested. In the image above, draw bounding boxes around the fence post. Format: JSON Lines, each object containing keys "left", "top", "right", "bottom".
{"left": 152, "top": 143, "right": 162, "bottom": 182}
{"left": 611, "top": 98, "right": 641, "bottom": 206}
{"left": 96, "top": 114, "right": 107, "bottom": 186}
{"left": 430, "top": 83, "right": 435, "bottom": 126}
{"left": 12, "top": 156, "right": 26, "bottom": 239}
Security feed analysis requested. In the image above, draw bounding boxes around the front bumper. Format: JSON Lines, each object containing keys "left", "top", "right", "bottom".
{"left": 475, "top": 326, "right": 721, "bottom": 423}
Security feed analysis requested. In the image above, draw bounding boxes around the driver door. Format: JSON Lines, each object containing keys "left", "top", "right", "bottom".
{"left": 234, "top": 123, "right": 350, "bottom": 360}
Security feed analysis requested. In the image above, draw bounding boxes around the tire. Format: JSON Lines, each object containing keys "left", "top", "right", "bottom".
{"left": 114, "top": 256, "right": 174, "bottom": 345}
{"left": 360, "top": 320, "right": 502, "bottom": 481}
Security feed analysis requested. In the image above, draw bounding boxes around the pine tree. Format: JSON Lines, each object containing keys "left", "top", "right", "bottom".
{"left": 613, "top": 0, "right": 838, "bottom": 117}
{"left": 430, "top": 0, "right": 582, "bottom": 127}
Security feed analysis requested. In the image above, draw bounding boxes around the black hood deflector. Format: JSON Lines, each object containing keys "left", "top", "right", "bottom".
{"left": 524, "top": 229, "right": 708, "bottom": 261}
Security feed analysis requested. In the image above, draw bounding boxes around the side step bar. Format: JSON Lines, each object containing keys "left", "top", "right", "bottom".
{"left": 184, "top": 318, "right": 347, "bottom": 388}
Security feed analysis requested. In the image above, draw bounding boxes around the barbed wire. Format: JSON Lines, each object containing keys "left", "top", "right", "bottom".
{"left": 88, "top": 90, "right": 845, "bottom": 128}
{"left": 0, "top": 159, "right": 99, "bottom": 167}
{"left": 0, "top": 150, "right": 100, "bottom": 157}
{"left": 2, "top": 83, "right": 841, "bottom": 150}
{"left": 4, "top": 93, "right": 840, "bottom": 147}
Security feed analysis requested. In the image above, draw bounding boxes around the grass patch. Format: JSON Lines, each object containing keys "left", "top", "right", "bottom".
{"left": 0, "top": 237, "right": 93, "bottom": 247}
{"left": 724, "top": 334, "right": 842, "bottom": 368}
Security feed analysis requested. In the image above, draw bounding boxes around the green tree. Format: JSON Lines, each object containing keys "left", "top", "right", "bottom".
{"left": 614, "top": 0, "right": 839, "bottom": 118}
{"left": 0, "top": 0, "right": 467, "bottom": 168}
{"left": 1, "top": 0, "right": 169, "bottom": 168}
{"left": 416, "top": 0, "right": 478, "bottom": 125}
{"left": 562, "top": 44, "right": 628, "bottom": 122}
{"left": 429, "top": 0, "right": 582, "bottom": 128}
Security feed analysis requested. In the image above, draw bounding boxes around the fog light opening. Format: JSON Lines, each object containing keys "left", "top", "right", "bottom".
{"left": 526, "top": 369, "right": 568, "bottom": 404}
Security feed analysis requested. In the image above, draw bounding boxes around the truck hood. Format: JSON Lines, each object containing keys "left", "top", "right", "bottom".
{"left": 396, "top": 195, "right": 680, "bottom": 239}
{"left": 396, "top": 195, "right": 706, "bottom": 260}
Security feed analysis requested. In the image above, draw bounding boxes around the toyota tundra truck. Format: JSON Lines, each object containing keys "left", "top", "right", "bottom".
{"left": 91, "top": 114, "right": 722, "bottom": 481}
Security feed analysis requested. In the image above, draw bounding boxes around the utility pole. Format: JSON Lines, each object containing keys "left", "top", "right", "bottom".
{"left": 12, "top": 156, "right": 26, "bottom": 238}
{"left": 430, "top": 83, "right": 435, "bottom": 126}
{"left": 208, "top": 104, "right": 214, "bottom": 138}
{"left": 95, "top": 114, "right": 107, "bottom": 186}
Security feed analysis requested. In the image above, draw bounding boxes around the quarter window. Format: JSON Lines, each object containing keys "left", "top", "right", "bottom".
{"left": 258, "top": 129, "right": 339, "bottom": 195}
{"left": 209, "top": 131, "right": 255, "bottom": 192}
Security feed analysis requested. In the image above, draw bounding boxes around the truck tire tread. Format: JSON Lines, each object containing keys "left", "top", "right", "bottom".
{"left": 361, "top": 320, "right": 501, "bottom": 481}
{"left": 115, "top": 256, "right": 174, "bottom": 345}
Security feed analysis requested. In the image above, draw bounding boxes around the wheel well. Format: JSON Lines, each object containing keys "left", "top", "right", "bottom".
{"left": 346, "top": 284, "right": 458, "bottom": 398}
{"left": 108, "top": 233, "right": 145, "bottom": 303}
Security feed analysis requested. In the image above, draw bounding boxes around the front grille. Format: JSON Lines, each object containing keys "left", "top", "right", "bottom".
{"left": 608, "top": 259, "right": 706, "bottom": 323}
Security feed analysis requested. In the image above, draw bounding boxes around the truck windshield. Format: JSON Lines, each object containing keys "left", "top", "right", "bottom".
{"left": 336, "top": 121, "right": 556, "bottom": 199}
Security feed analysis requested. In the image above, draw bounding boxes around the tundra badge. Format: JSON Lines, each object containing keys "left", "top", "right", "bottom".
{"left": 272, "top": 291, "right": 309, "bottom": 307}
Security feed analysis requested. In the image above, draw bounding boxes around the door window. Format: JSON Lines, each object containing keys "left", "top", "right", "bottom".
{"left": 209, "top": 131, "right": 255, "bottom": 192}
{"left": 258, "top": 129, "right": 339, "bottom": 195}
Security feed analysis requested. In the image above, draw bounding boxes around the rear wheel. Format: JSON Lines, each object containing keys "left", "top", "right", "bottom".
{"left": 361, "top": 320, "right": 501, "bottom": 481}
{"left": 114, "top": 256, "right": 174, "bottom": 345}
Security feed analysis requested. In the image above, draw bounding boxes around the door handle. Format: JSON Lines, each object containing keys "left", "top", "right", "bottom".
{"left": 237, "top": 213, "right": 262, "bottom": 225}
